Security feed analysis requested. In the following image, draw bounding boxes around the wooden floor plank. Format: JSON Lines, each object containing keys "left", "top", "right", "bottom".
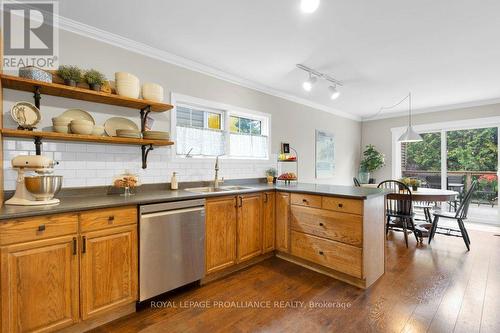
{"left": 90, "top": 229, "right": 499, "bottom": 333}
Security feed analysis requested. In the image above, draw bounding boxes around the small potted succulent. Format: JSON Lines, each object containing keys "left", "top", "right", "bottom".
{"left": 265, "top": 168, "right": 277, "bottom": 184}
{"left": 83, "top": 69, "right": 106, "bottom": 91}
{"left": 57, "top": 65, "right": 82, "bottom": 87}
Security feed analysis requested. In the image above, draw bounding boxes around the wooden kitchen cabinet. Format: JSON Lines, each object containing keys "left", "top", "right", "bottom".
{"left": 0, "top": 235, "right": 79, "bottom": 333}
{"left": 205, "top": 196, "right": 238, "bottom": 274}
{"left": 80, "top": 224, "right": 138, "bottom": 320}
{"left": 275, "top": 192, "right": 290, "bottom": 252}
{"left": 237, "top": 193, "right": 263, "bottom": 262}
{"left": 262, "top": 191, "right": 275, "bottom": 253}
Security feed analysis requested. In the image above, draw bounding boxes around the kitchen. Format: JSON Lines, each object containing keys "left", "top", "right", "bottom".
{"left": 1, "top": 1, "right": 500, "bottom": 332}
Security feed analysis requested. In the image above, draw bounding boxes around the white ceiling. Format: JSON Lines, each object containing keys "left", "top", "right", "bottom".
{"left": 59, "top": 0, "right": 500, "bottom": 119}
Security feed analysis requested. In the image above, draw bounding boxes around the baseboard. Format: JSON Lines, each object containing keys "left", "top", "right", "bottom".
{"left": 58, "top": 302, "right": 136, "bottom": 333}
{"left": 276, "top": 252, "right": 368, "bottom": 289}
{"left": 201, "top": 252, "right": 275, "bottom": 285}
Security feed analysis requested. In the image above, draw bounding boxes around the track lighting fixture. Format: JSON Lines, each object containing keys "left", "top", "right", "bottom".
{"left": 329, "top": 85, "right": 340, "bottom": 100}
{"left": 302, "top": 74, "right": 317, "bottom": 92}
{"left": 300, "top": 0, "right": 320, "bottom": 13}
{"left": 297, "top": 64, "right": 343, "bottom": 99}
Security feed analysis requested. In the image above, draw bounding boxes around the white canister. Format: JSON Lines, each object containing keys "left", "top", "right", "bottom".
{"left": 142, "top": 83, "right": 164, "bottom": 102}
{"left": 170, "top": 172, "right": 178, "bottom": 190}
{"left": 115, "top": 72, "right": 140, "bottom": 99}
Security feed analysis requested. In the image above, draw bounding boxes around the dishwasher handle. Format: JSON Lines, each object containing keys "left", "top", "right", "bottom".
{"left": 141, "top": 206, "right": 205, "bottom": 219}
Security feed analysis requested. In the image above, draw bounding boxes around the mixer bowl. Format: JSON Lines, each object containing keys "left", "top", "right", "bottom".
{"left": 25, "top": 175, "right": 63, "bottom": 201}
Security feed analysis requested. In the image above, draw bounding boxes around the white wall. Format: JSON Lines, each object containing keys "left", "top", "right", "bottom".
{"left": 3, "top": 30, "right": 361, "bottom": 189}
{"left": 362, "top": 103, "right": 500, "bottom": 181}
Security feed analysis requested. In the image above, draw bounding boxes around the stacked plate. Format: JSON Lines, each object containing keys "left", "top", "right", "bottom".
{"left": 115, "top": 72, "right": 140, "bottom": 99}
{"left": 143, "top": 131, "right": 169, "bottom": 140}
{"left": 116, "top": 129, "right": 142, "bottom": 138}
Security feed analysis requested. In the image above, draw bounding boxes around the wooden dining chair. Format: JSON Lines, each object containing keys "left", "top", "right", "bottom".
{"left": 428, "top": 181, "right": 478, "bottom": 251}
{"left": 353, "top": 177, "right": 361, "bottom": 187}
{"left": 378, "top": 180, "right": 420, "bottom": 247}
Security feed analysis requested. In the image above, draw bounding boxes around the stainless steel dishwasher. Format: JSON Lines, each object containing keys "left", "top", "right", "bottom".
{"left": 139, "top": 199, "right": 205, "bottom": 301}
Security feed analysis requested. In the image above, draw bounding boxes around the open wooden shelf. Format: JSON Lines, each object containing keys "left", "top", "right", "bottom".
{"left": 1, "top": 129, "right": 174, "bottom": 147}
{"left": 0, "top": 74, "right": 173, "bottom": 112}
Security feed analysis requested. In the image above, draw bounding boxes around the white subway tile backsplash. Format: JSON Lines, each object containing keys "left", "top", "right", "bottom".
{"left": 3, "top": 138, "right": 275, "bottom": 190}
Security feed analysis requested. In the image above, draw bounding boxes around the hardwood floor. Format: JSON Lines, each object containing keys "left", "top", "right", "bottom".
{"left": 91, "top": 229, "right": 500, "bottom": 333}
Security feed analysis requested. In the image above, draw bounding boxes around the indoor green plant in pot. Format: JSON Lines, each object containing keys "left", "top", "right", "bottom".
{"left": 83, "top": 69, "right": 106, "bottom": 91}
{"left": 359, "top": 144, "right": 385, "bottom": 184}
{"left": 57, "top": 65, "right": 82, "bottom": 87}
{"left": 266, "top": 167, "right": 277, "bottom": 184}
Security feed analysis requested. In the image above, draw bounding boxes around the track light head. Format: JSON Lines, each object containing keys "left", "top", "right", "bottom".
{"left": 300, "top": 0, "right": 320, "bottom": 13}
{"left": 329, "top": 85, "right": 340, "bottom": 100}
{"left": 302, "top": 74, "right": 317, "bottom": 92}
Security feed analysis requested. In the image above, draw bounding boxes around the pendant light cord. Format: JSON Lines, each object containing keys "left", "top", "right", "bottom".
{"left": 364, "top": 92, "right": 411, "bottom": 120}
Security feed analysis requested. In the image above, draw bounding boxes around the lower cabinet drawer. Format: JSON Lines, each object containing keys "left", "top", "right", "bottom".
{"left": 80, "top": 206, "right": 137, "bottom": 232}
{"left": 291, "top": 230, "right": 362, "bottom": 278}
{"left": 290, "top": 205, "right": 362, "bottom": 247}
{"left": 0, "top": 213, "right": 78, "bottom": 245}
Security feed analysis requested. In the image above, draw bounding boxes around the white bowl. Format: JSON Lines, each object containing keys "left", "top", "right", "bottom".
{"left": 115, "top": 72, "right": 140, "bottom": 98}
{"left": 70, "top": 123, "right": 94, "bottom": 135}
{"left": 71, "top": 119, "right": 93, "bottom": 126}
{"left": 53, "top": 125, "right": 69, "bottom": 134}
{"left": 142, "top": 83, "right": 164, "bottom": 102}
{"left": 92, "top": 125, "right": 105, "bottom": 136}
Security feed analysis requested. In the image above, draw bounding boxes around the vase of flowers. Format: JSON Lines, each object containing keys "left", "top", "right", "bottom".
{"left": 401, "top": 177, "right": 421, "bottom": 191}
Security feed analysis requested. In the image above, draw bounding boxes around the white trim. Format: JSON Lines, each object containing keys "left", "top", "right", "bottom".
{"left": 170, "top": 92, "right": 272, "bottom": 161}
{"left": 391, "top": 116, "right": 500, "bottom": 134}
{"left": 56, "top": 15, "right": 360, "bottom": 121}
{"left": 365, "top": 98, "right": 500, "bottom": 121}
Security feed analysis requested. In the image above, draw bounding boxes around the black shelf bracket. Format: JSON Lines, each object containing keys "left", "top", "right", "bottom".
{"left": 34, "top": 136, "right": 42, "bottom": 155}
{"left": 33, "top": 86, "right": 41, "bottom": 109}
{"left": 141, "top": 144, "right": 154, "bottom": 169}
{"left": 140, "top": 106, "right": 152, "bottom": 132}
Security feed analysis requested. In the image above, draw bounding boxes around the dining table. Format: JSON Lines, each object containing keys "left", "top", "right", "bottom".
{"left": 361, "top": 184, "right": 459, "bottom": 224}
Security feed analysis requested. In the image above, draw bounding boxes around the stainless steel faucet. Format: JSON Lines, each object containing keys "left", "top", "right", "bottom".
{"left": 214, "top": 154, "right": 224, "bottom": 188}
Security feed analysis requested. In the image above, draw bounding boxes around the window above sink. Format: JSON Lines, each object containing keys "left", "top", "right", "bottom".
{"left": 171, "top": 93, "right": 270, "bottom": 160}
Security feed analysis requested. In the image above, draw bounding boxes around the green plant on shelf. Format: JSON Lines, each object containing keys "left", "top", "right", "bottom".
{"left": 83, "top": 69, "right": 106, "bottom": 86}
{"left": 57, "top": 65, "right": 82, "bottom": 86}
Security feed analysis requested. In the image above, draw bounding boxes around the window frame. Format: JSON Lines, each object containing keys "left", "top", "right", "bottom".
{"left": 171, "top": 93, "right": 271, "bottom": 161}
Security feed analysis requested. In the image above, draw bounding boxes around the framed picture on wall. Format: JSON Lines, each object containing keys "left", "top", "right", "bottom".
{"left": 315, "top": 130, "right": 335, "bottom": 178}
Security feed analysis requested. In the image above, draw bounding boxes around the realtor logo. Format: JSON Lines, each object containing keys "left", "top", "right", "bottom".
{"left": 2, "top": 0, "right": 59, "bottom": 70}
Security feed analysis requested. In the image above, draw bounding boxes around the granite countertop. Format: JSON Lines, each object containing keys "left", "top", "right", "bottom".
{"left": 0, "top": 182, "right": 386, "bottom": 220}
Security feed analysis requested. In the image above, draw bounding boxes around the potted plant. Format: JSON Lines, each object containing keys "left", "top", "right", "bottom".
{"left": 265, "top": 168, "right": 277, "bottom": 184}
{"left": 83, "top": 69, "right": 106, "bottom": 91}
{"left": 359, "top": 144, "right": 385, "bottom": 184}
{"left": 57, "top": 65, "right": 82, "bottom": 87}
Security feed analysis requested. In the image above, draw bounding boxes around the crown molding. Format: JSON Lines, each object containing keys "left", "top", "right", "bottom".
{"left": 56, "top": 16, "right": 360, "bottom": 121}
{"left": 362, "top": 96, "right": 500, "bottom": 121}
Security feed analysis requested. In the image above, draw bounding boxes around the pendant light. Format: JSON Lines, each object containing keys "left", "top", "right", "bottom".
{"left": 398, "top": 92, "right": 423, "bottom": 142}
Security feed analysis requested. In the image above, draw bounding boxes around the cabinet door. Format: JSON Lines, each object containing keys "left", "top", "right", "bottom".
{"left": 262, "top": 191, "right": 276, "bottom": 253}
{"left": 276, "top": 192, "right": 290, "bottom": 252}
{"left": 80, "top": 224, "right": 138, "bottom": 320}
{"left": 205, "top": 196, "right": 238, "bottom": 274}
{"left": 0, "top": 235, "right": 79, "bottom": 333}
{"left": 237, "top": 193, "right": 263, "bottom": 262}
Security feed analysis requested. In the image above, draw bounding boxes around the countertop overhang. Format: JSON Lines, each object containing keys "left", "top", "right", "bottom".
{"left": 0, "top": 182, "right": 387, "bottom": 220}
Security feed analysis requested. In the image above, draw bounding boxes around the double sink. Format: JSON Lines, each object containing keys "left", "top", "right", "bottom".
{"left": 185, "top": 185, "right": 255, "bottom": 194}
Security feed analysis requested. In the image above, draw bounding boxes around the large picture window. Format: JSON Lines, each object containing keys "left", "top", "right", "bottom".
{"left": 173, "top": 94, "right": 270, "bottom": 159}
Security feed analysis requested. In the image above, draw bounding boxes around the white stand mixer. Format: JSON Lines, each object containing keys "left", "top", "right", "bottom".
{"left": 6, "top": 155, "right": 62, "bottom": 206}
